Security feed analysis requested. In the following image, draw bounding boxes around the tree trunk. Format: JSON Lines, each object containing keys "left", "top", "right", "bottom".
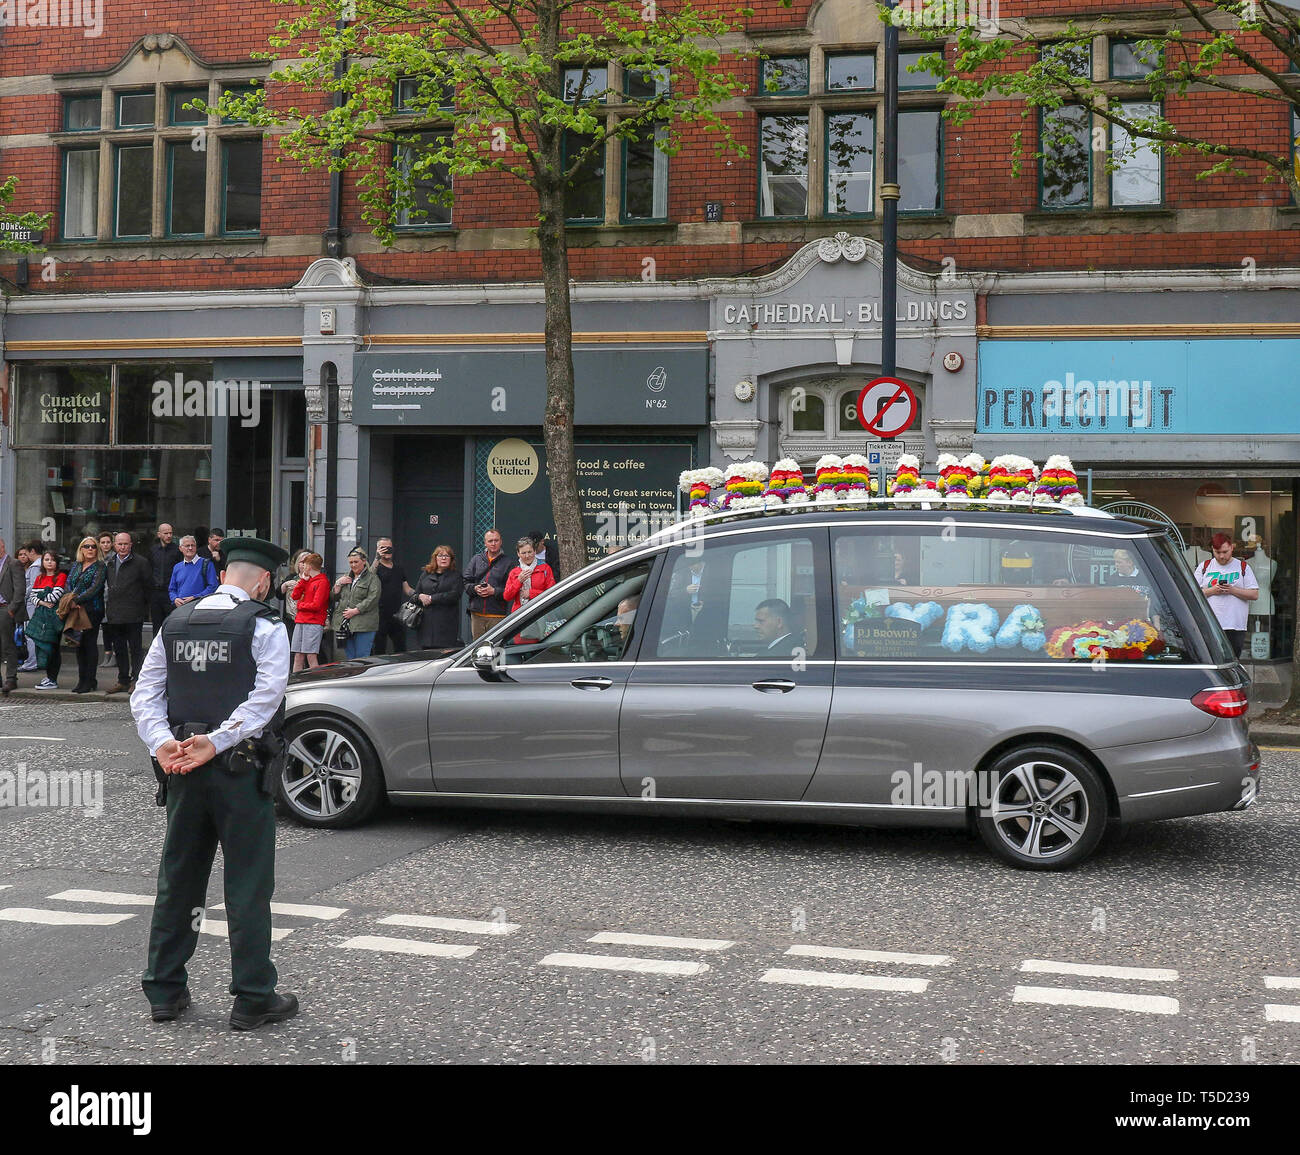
{"left": 535, "top": 184, "right": 587, "bottom": 576}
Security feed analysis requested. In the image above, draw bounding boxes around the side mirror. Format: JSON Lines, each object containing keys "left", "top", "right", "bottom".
{"left": 472, "top": 644, "right": 506, "bottom": 681}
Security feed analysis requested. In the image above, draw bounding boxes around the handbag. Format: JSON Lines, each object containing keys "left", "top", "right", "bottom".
{"left": 397, "top": 598, "right": 424, "bottom": 628}
{"left": 55, "top": 590, "right": 77, "bottom": 620}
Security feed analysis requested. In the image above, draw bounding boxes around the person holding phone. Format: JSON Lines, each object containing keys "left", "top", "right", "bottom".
{"left": 1198, "top": 533, "right": 1259, "bottom": 658}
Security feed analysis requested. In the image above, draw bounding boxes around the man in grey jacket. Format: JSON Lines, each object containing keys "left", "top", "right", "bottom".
{"left": 104, "top": 532, "right": 153, "bottom": 693}
{"left": 0, "top": 537, "right": 28, "bottom": 695}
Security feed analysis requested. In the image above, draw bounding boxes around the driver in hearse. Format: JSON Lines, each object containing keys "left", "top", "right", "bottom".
{"left": 754, "top": 598, "right": 804, "bottom": 656}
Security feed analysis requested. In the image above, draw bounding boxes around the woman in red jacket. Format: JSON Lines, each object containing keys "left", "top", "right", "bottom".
{"left": 503, "top": 536, "right": 556, "bottom": 644}
{"left": 290, "top": 552, "right": 331, "bottom": 672}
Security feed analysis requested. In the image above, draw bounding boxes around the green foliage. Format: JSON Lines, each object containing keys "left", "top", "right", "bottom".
{"left": 214, "top": 0, "right": 752, "bottom": 242}
{"left": 0, "top": 177, "right": 53, "bottom": 255}
{"left": 879, "top": 1, "right": 1300, "bottom": 199}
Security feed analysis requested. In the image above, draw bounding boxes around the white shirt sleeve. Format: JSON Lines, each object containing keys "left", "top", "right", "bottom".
{"left": 130, "top": 630, "right": 175, "bottom": 758}
{"left": 208, "top": 613, "right": 291, "bottom": 755}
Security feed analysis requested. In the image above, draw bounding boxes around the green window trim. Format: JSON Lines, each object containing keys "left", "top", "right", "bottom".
{"left": 169, "top": 87, "right": 209, "bottom": 127}
{"left": 824, "top": 109, "right": 875, "bottom": 220}
{"left": 620, "top": 123, "right": 669, "bottom": 224}
{"left": 563, "top": 131, "right": 605, "bottom": 224}
{"left": 392, "top": 135, "right": 452, "bottom": 231}
{"left": 219, "top": 84, "right": 259, "bottom": 125}
{"left": 825, "top": 52, "right": 876, "bottom": 93}
{"left": 1040, "top": 41, "right": 1092, "bottom": 81}
{"left": 1038, "top": 105, "right": 1093, "bottom": 211}
{"left": 897, "top": 50, "right": 941, "bottom": 92}
{"left": 60, "top": 148, "right": 99, "bottom": 241}
{"left": 116, "top": 90, "right": 155, "bottom": 129}
{"left": 164, "top": 141, "right": 206, "bottom": 238}
{"left": 221, "top": 138, "right": 264, "bottom": 235}
{"left": 394, "top": 76, "right": 455, "bottom": 114}
{"left": 112, "top": 143, "right": 153, "bottom": 240}
{"left": 1110, "top": 39, "right": 1161, "bottom": 80}
{"left": 62, "top": 94, "right": 100, "bottom": 132}
{"left": 623, "top": 65, "right": 670, "bottom": 101}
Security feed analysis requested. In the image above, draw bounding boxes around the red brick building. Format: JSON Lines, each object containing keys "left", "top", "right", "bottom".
{"left": 1, "top": 0, "right": 1296, "bottom": 662}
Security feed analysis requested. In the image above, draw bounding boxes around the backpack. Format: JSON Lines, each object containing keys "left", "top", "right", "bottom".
{"left": 1200, "top": 558, "right": 1247, "bottom": 579}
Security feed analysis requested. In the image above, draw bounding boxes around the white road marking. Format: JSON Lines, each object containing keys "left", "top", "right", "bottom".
{"left": 587, "top": 931, "right": 734, "bottom": 951}
{"left": 0, "top": 735, "right": 66, "bottom": 741}
{"left": 199, "top": 918, "right": 293, "bottom": 942}
{"left": 212, "top": 901, "right": 347, "bottom": 921}
{"left": 1020, "top": 959, "right": 1178, "bottom": 982}
{"left": 49, "top": 888, "right": 155, "bottom": 907}
{"left": 0, "top": 885, "right": 11, "bottom": 891}
{"left": 760, "top": 968, "right": 929, "bottom": 993}
{"left": 1013, "top": 985, "right": 1179, "bottom": 1015}
{"left": 0, "top": 907, "right": 134, "bottom": 926}
{"left": 1264, "top": 1004, "right": 1300, "bottom": 1023}
{"left": 786, "top": 945, "right": 952, "bottom": 967}
{"left": 340, "top": 935, "right": 477, "bottom": 959}
{"left": 540, "top": 952, "right": 708, "bottom": 977}
{"left": 379, "top": 913, "right": 519, "bottom": 936}
{"left": 1264, "top": 976, "right": 1300, "bottom": 990}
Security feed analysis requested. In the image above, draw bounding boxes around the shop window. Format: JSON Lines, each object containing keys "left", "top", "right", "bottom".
{"left": 827, "top": 52, "right": 875, "bottom": 92}
{"left": 1111, "top": 102, "right": 1162, "bottom": 206}
{"left": 223, "top": 139, "right": 262, "bottom": 234}
{"left": 622, "top": 121, "right": 668, "bottom": 222}
{"left": 898, "top": 50, "right": 941, "bottom": 90}
{"left": 393, "top": 132, "right": 451, "bottom": 229}
{"left": 1040, "top": 105, "right": 1091, "bottom": 209}
{"left": 11, "top": 362, "right": 214, "bottom": 550}
{"left": 832, "top": 527, "right": 1189, "bottom": 663}
{"left": 117, "top": 91, "right": 155, "bottom": 128}
{"left": 167, "top": 141, "right": 206, "bottom": 237}
{"left": 64, "top": 94, "right": 100, "bottom": 131}
{"left": 114, "top": 144, "right": 153, "bottom": 238}
{"left": 826, "top": 111, "right": 874, "bottom": 217}
{"left": 1110, "top": 40, "right": 1160, "bottom": 79}
{"left": 899, "top": 108, "right": 942, "bottom": 213}
{"left": 759, "top": 114, "right": 810, "bottom": 218}
{"left": 761, "top": 55, "right": 810, "bottom": 96}
{"left": 62, "top": 149, "right": 99, "bottom": 240}
{"left": 564, "top": 130, "right": 605, "bottom": 223}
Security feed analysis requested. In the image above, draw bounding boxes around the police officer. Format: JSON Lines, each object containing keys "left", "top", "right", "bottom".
{"left": 130, "top": 536, "right": 299, "bottom": 1030}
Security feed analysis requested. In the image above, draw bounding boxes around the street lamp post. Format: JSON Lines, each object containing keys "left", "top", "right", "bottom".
{"left": 881, "top": 0, "right": 900, "bottom": 379}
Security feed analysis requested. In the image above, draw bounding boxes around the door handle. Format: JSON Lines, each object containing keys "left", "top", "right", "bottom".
{"left": 752, "top": 679, "right": 796, "bottom": 693}
{"left": 571, "top": 676, "right": 614, "bottom": 691}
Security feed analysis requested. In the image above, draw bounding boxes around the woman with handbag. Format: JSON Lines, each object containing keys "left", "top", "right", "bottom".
{"left": 412, "top": 546, "right": 463, "bottom": 650}
{"left": 65, "top": 538, "right": 107, "bottom": 693}
{"left": 331, "top": 546, "right": 381, "bottom": 659}
{"left": 26, "top": 549, "right": 67, "bottom": 689}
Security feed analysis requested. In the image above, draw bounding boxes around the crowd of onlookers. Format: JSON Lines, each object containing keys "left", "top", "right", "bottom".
{"left": 0, "top": 524, "right": 561, "bottom": 694}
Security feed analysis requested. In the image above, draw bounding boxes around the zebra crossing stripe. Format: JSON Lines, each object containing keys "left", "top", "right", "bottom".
{"left": 1020, "top": 959, "right": 1178, "bottom": 982}
{"left": 1264, "top": 976, "right": 1300, "bottom": 990}
{"left": 49, "top": 889, "right": 155, "bottom": 907}
{"left": 213, "top": 901, "right": 347, "bottom": 921}
{"left": 380, "top": 913, "right": 519, "bottom": 936}
{"left": 587, "top": 931, "right": 734, "bottom": 951}
{"left": 540, "top": 952, "right": 707, "bottom": 977}
{"left": 0, "top": 907, "right": 135, "bottom": 926}
{"left": 1264, "top": 1004, "right": 1300, "bottom": 1023}
{"left": 760, "top": 968, "right": 929, "bottom": 993}
{"left": 1013, "top": 985, "right": 1179, "bottom": 1015}
{"left": 785, "top": 945, "right": 952, "bottom": 966}
{"left": 340, "top": 935, "right": 478, "bottom": 958}
{"left": 199, "top": 918, "right": 293, "bottom": 942}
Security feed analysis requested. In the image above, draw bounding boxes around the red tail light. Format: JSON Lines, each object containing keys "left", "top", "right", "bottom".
{"left": 1192, "top": 688, "right": 1248, "bottom": 718}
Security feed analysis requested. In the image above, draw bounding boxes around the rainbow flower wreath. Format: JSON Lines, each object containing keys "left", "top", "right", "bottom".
{"left": 1046, "top": 618, "right": 1165, "bottom": 661}
{"left": 888, "top": 453, "right": 920, "bottom": 498}
{"left": 1032, "top": 455, "right": 1085, "bottom": 507}
{"left": 995, "top": 604, "right": 1047, "bottom": 652}
{"left": 678, "top": 467, "right": 724, "bottom": 516}
{"left": 937, "top": 453, "right": 981, "bottom": 503}
{"left": 764, "top": 459, "right": 810, "bottom": 508}
{"left": 813, "top": 454, "right": 850, "bottom": 504}
{"left": 840, "top": 453, "right": 878, "bottom": 500}
{"left": 942, "top": 603, "right": 1000, "bottom": 653}
{"left": 986, "top": 454, "right": 1037, "bottom": 505}
{"left": 721, "top": 460, "right": 769, "bottom": 511}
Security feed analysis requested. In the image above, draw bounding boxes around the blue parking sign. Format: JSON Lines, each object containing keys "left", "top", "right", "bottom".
{"left": 869, "top": 452, "right": 881, "bottom": 464}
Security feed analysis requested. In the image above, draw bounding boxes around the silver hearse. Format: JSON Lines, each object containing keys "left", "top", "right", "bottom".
{"left": 280, "top": 503, "right": 1259, "bottom": 869}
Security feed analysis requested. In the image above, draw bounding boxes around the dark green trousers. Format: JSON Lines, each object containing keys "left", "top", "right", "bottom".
{"left": 142, "top": 757, "right": 277, "bottom": 1006}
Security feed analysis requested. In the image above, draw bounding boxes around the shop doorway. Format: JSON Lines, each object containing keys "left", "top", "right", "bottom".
{"left": 392, "top": 436, "right": 466, "bottom": 579}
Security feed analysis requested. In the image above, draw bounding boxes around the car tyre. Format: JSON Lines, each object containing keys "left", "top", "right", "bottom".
{"left": 278, "top": 715, "right": 384, "bottom": 829}
{"left": 974, "top": 745, "right": 1108, "bottom": 870}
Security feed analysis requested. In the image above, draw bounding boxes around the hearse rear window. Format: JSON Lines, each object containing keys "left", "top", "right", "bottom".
{"left": 832, "top": 527, "right": 1190, "bottom": 662}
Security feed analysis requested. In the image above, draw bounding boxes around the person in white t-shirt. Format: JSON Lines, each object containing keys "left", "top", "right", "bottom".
{"left": 1197, "top": 533, "right": 1259, "bottom": 657}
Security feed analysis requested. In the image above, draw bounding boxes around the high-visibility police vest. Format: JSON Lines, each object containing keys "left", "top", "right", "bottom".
{"left": 159, "top": 596, "right": 286, "bottom": 737}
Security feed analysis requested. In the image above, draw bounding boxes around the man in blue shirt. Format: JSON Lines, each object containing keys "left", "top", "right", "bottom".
{"left": 169, "top": 535, "right": 219, "bottom": 606}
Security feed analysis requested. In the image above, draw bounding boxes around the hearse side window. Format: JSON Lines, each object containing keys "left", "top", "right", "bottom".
{"left": 832, "top": 527, "right": 1191, "bottom": 662}
{"left": 488, "top": 560, "right": 653, "bottom": 664}
{"left": 650, "top": 534, "right": 823, "bottom": 659}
